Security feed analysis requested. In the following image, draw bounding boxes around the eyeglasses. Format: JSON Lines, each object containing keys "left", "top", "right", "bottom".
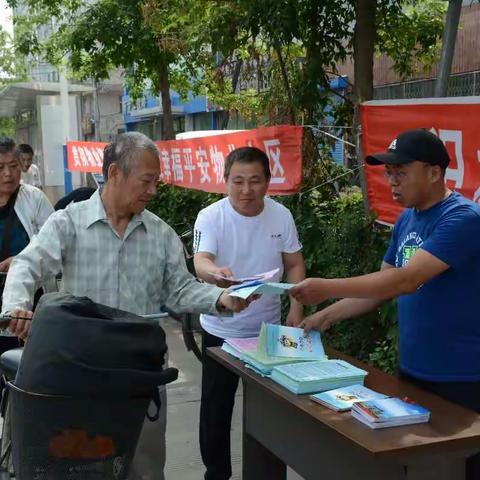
{"left": 383, "top": 170, "right": 407, "bottom": 182}
{"left": 384, "top": 163, "right": 431, "bottom": 182}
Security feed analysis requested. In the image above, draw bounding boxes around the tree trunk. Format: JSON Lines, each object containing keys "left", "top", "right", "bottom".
{"left": 353, "top": 0, "right": 377, "bottom": 207}
{"left": 434, "top": 0, "right": 462, "bottom": 97}
{"left": 221, "top": 57, "right": 243, "bottom": 129}
{"left": 274, "top": 42, "right": 296, "bottom": 125}
{"left": 353, "top": 0, "right": 376, "bottom": 104}
{"left": 159, "top": 56, "right": 175, "bottom": 140}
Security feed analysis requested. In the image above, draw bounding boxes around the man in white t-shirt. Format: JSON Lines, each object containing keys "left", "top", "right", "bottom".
{"left": 194, "top": 146, "right": 305, "bottom": 480}
{"left": 18, "top": 144, "right": 42, "bottom": 190}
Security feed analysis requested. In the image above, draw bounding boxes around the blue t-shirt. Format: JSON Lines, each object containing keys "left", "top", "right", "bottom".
{"left": 384, "top": 192, "right": 480, "bottom": 382}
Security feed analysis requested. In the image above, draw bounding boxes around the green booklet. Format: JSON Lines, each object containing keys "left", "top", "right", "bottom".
{"left": 241, "top": 323, "right": 323, "bottom": 374}
{"left": 270, "top": 360, "right": 368, "bottom": 395}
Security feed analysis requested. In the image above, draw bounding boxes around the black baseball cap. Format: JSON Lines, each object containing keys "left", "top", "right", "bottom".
{"left": 365, "top": 128, "right": 450, "bottom": 169}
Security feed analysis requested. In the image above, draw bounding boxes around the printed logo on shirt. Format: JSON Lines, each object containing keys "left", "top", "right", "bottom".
{"left": 193, "top": 229, "right": 202, "bottom": 253}
{"left": 271, "top": 233, "right": 282, "bottom": 239}
{"left": 396, "top": 231, "right": 423, "bottom": 267}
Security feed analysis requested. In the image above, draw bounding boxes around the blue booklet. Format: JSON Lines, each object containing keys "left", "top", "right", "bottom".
{"left": 266, "top": 324, "right": 326, "bottom": 359}
{"left": 241, "top": 323, "right": 322, "bottom": 375}
{"left": 351, "top": 397, "right": 431, "bottom": 429}
{"left": 311, "top": 384, "right": 387, "bottom": 411}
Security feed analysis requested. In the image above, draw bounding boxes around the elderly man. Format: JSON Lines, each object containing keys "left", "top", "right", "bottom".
{"left": 2, "top": 132, "right": 251, "bottom": 480}
{"left": 291, "top": 129, "right": 480, "bottom": 480}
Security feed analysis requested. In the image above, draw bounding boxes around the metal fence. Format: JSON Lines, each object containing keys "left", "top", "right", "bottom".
{"left": 374, "top": 71, "right": 480, "bottom": 100}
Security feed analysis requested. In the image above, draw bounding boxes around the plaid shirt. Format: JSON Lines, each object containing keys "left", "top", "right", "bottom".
{"left": 2, "top": 191, "right": 223, "bottom": 316}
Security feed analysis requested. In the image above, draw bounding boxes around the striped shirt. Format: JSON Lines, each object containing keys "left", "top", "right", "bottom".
{"left": 2, "top": 191, "right": 224, "bottom": 316}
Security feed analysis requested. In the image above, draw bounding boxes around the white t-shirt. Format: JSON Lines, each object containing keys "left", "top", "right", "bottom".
{"left": 194, "top": 197, "right": 302, "bottom": 339}
{"left": 21, "top": 164, "right": 42, "bottom": 189}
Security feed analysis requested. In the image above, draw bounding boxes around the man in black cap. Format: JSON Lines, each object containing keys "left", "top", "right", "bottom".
{"left": 290, "top": 128, "right": 480, "bottom": 476}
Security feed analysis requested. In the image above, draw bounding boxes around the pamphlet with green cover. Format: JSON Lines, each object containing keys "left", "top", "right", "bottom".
{"left": 270, "top": 359, "right": 368, "bottom": 394}
{"left": 241, "top": 323, "right": 321, "bottom": 374}
{"left": 266, "top": 324, "right": 326, "bottom": 359}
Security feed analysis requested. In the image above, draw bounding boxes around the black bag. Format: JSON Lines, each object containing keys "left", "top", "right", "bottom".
{"left": 15, "top": 292, "right": 178, "bottom": 397}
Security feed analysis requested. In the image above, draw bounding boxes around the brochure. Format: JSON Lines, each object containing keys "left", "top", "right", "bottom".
{"left": 266, "top": 324, "right": 325, "bottom": 359}
{"left": 241, "top": 323, "right": 318, "bottom": 374}
{"left": 211, "top": 267, "right": 280, "bottom": 284}
{"left": 310, "top": 384, "right": 387, "bottom": 412}
{"left": 221, "top": 337, "right": 258, "bottom": 360}
{"left": 270, "top": 359, "right": 368, "bottom": 395}
{"left": 351, "top": 397, "right": 430, "bottom": 429}
{"left": 228, "top": 281, "right": 294, "bottom": 300}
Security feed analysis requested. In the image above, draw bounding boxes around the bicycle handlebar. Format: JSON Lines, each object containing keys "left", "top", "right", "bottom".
{"left": 0, "top": 311, "right": 172, "bottom": 329}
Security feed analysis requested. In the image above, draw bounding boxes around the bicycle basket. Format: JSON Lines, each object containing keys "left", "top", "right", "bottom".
{"left": 8, "top": 383, "right": 150, "bottom": 480}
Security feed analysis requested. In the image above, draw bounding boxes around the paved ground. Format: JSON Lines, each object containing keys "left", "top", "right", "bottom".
{"left": 164, "top": 318, "right": 303, "bottom": 480}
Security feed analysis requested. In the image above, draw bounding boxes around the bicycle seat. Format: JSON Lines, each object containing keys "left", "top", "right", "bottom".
{"left": 0, "top": 348, "right": 23, "bottom": 381}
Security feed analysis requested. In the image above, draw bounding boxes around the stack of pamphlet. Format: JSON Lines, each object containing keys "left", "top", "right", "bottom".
{"left": 310, "top": 384, "right": 388, "bottom": 412}
{"left": 241, "top": 324, "right": 327, "bottom": 375}
{"left": 221, "top": 337, "right": 258, "bottom": 360}
{"left": 225, "top": 268, "right": 294, "bottom": 300}
{"left": 270, "top": 359, "right": 368, "bottom": 394}
{"left": 351, "top": 397, "right": 431, "bottom": 429}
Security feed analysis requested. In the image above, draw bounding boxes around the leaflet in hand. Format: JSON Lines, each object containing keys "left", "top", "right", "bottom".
{"left": 211, "top": 268, "right": 280, "bottom": 284}
{"left": 229, "top": 281, "right": 294, "bottom": 299}
{"left": 266, "top": 324, "right": 326, "bottom": 359}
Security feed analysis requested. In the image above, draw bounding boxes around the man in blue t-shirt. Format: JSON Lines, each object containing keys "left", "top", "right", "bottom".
{"left": 291, "top": 129, "right": 480, "bottom": 418}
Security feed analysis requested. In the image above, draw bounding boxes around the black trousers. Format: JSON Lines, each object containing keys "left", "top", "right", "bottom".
{"left": 200, "top": 329, "right": 239, "bottom": 480}
{"left": 400, "top": 371, "right": 480, "bottom": 480}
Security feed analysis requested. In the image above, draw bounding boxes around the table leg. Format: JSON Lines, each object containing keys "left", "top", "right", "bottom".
{"left": 242, "top": 380, "right": 286, "bottom": 480}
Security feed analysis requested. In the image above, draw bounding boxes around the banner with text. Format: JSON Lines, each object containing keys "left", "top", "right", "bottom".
{"left": 67, "top": 125, "right": 304, "bottom": 195}
{"left": 361, "top": 98, "right": 480, "bottom": 225}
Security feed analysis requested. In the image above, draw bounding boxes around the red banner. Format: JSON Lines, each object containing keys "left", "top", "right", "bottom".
{"left": 361, "top": 98, "right": 480, "bottom": 225}
{"left": 67, "top": 125, "right": 304, "bottom": 195}
{"left": 67, "top": 141, "right": 106, "bottom": 173}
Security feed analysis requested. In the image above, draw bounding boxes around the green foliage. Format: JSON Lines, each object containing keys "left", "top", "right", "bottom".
{"left": 376, "top": 0, "right": 447, "bottom": 79}
{"left": 144, "top": 0, "right": 445, "bottom": 126}
{"left": 0, "top": 117, "right": 16, "bottom": 137}
{"left": 147, "top": 184, "right": 222, "bottom": 249}
{"left": 0, "top": 24, "right": 26, "bottom": 81}
{"left": 276, "top": 139, "right": 397, "bottom": 369}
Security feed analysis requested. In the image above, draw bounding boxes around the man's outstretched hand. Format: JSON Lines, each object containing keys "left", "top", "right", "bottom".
{"left": 217, "top": 291, "right": 258, "bottom": 313}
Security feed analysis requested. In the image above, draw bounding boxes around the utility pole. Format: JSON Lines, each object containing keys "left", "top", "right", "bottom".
{"left": 59, "top": 66, "right": 70, "bottom": 144}
{"left": 92, "top": 79, "right": 101, "bottom": 141}
{"left": 434, "top": 0, "right": 462, "bottom": 97}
